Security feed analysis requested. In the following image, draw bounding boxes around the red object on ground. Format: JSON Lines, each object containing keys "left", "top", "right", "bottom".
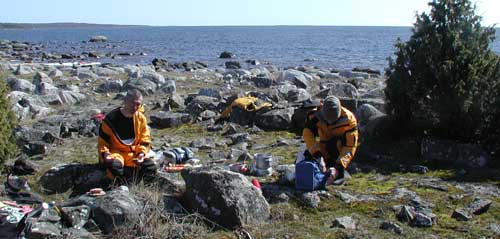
{"left": 91, "top": 113, "right": 106, "bottom": 121}
{"left": 164, "top": 165, "right": 185, "bottom": 172}
{"left": 251, "top": 178, "right": 261, "bottom": 189}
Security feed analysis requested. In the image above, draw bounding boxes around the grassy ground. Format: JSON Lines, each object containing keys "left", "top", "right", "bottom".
{"left": 1, "top": 121, "right": 499, "bottom": 239}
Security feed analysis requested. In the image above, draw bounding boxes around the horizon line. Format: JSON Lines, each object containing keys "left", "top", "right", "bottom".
{"left": 0, "top": 22, "right": 417, "bottom": 28}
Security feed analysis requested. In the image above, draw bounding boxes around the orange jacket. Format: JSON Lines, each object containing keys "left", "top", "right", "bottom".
{"left": 303, "top": 106, "right": 358, "bottom": 169}
{"left": 98, "top": 106, "right": 151, "bottom": 167}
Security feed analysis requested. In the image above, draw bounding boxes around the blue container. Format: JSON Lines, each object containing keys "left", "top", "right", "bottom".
{"left": 295, "top": 160, "right": 329, "bottom": 191}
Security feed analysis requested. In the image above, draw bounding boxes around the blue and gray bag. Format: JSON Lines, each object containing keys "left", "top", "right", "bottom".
{"left": 164, "top": 147, "right": 195, "bottom": 164}
{"left": 295, "top": 159, "right": 330, "bottom": 191}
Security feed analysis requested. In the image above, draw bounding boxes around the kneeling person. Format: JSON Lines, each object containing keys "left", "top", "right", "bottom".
{"left": 302, "top": 96, "right": 358, "bottom": 185}
{"left": 97, "top": 89, "right": 157, "bottom": 182}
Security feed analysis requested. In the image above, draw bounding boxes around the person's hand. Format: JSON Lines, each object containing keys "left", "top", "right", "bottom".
{"left": 103, "top": 153, "right": 114, "bottom": 164}
{"left": 135, "top": 153, "right": 145, "bottom": 164}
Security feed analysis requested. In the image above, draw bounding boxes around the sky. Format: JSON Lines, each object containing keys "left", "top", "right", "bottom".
{"left": 1, "top": 0, "right": 499, "bottom": 27}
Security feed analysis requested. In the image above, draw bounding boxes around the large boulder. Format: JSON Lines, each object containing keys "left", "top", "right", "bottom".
{"left": 58, "top": 90, "right": 86, "bottom": 105}
{"left": 277, "top": 69, "right": 313, "bottom": 89}
{"left": 90, "top": 186, "right": 142, "bottom": 234}
{"left": 7, "top": 77, "right": 34, "bottom": 93}
{"left": 122, "top": 78, "right": 157, "bottom": 96}
{"left": 319, "top": 81, "right": 358, "bottom": 99}
{"left": 40, "top": 163, "right": 107, "bottom": 194}
{"left": 149, "top": 111, "right": 191, "bottom": 128}
{"left": 181, "top": 168, "right": 270, "bottom": 229}
{"left": 185, "top": 95, "right": 219, "bottom": 116}
{"left": 421, "top": 138, "right": 490, "bottom": 168}
{"left": 97, "top": 80, "right": 123, "bottom": 93}
{"left": 159, "top": 80, "right": 176, "bottom": 94}
{"left": 14, "top": 64, "right": 34, "bottom": 75}
{"left": 256, "top": 108, "right": 294, "bottom": 130}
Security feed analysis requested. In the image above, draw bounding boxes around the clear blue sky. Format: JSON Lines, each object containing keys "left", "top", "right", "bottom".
{"left": 2, "top": 0, "right": 499, "bottom": 26}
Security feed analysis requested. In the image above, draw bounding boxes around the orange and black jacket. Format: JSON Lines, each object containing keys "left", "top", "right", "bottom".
{"left": 97, "top": 106, "right": 151, "bottom": 168}
{"left": 303, "top": 106, "right": 358, "bottom": 169}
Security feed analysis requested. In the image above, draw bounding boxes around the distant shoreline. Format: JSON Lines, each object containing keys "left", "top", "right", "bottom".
{"left": 0, "top": 22, "right": 145, "bottom": 29}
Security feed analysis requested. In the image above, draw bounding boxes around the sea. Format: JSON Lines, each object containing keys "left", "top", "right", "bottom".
{"left": 1, "top": 26, "right": 499, "bottom": 72}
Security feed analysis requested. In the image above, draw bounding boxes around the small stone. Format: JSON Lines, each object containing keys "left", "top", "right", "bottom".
{"left": 332, "top": 216, "right": 356, "bottom": 230}
{"left": 413, "top": 212, "right": 434, "bottom": 227}
{"left": 396, "top": 205, "right": 415, "bottom": 222}
{"left": 380, "top": 221, "right": 403, "bottom": 235}
{"left": 467, "top": 197, "right": 492, "bottom": 215}
{"left": 451, "top": 208, "right": 472, "bottom": 221}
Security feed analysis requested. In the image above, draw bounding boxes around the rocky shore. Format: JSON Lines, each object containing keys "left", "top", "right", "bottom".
{"left": 0, "top": 38, "right": 498, "bottom": 238}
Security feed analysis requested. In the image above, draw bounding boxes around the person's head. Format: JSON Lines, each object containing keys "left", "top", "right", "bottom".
{"left": 122, "top": 89, "right": 143, "bottom": 116}
{"left": 322, "top": 96, "right": 341, "bottom": 123}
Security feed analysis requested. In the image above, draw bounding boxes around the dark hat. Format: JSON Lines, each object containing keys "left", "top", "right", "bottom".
{"left": 302, "top": 99, "right": 321, "bottom": 108}
{"left": 322, "top": 96, "right": 341, "bottom": 121}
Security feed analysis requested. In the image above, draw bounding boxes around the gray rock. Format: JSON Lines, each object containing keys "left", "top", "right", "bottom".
{"left": 95, "top": 67, "right": 119, "bottom": 77}
{"left": 228, "top": 133, "right": 251, "bottom": 145}
{"left": 396, "top": 205, "right": 415, "bottom": 222}
{"left": 15, "top": 64, "right": 34, "bottom": 75}
{"left": 36, "top": 82, "right": 59, "bottom": 95}
{"left": 168, "top": 94, "right": 185, "bottom": 109}
{"left": 319, "top": 81, "right": 358, "bottom": 99}
{"left": 7, "top": 77, "right": 34, "bottom": 93}
{"left": 59, "top": 205, "right": 92, "bottom": 229}
{"left": 181, "top": 168, "right": 270, "bottom": 229}
{"left": 48, "top": 69, "right": 63, "bottom": 79}
{"left": 451, "top": 208, "right": 472, "bottom": 221}
{"left": 190, "top": 137, "right": 216, "bottom": 150}
{"left": 337, "top": 191, "right": 359, "bottom": 203}
{"left": 198, "top": 88, "right": 221, "bottom": 99}
{"left": 28, "top": 221, "right": 62, "bottom": 239}
{"left": 412, "top": 212, "right": 434, "bottom": 227}
{"left": 75, "top": 68, "right": 98, "bottom": 80}
{"left": 159, "top": 80, "right": 176, "bottom": 94}
{"left": 123, "top": 78, "right": 157, "bottom": 96}
{"left": 299, "top": 191, "right": 321, "bottom": 208}
{"left": 89, "top": 35, "right": 108, "bottom": 42}
{"left": 467, "top": 197, "right": 492, "bottom": 215}
{"left": 421, "top": 138, "right": 490, "bottom": 168}
{"left": 185, "top": 95, "right": 219, "bottom": 116}
{"left": 142, "top": 71, "right": 165, "bottom": 84}
{"left": 33, "top": 71, "right": 53, "bottom": 85}
{"left": 150, "top": 111, "right": 190, "bottom": 128}
{"left": 277, "top": 69, "right": 313, "bottom": 89}
{"left": 380, "top": 221, "right": 403, "bottom": 235}
{"left": 355, "top": 104, "right": 384, "bottom": 126}
{"left": 40, "top": 163, "right": 106, "bottom": 194}
{"left": 97, "top": 80, "right": 123, "bottom": 93}
{"left": 250, "top": 76, "right": 274, "bottom": 88}
{"left": 58, "top": 90, "right": 86, "bottom": 105}
{"left": 332, "top": 216, "right": 356, "bottom": 229}
{"left": 255, "top": 108, "right": 293, "bottom": 130}
{"left": 91, "top": 186, "right": 142, "bottom": 234}
{"left": 219, "top": 51, "right": 234, "bottom": 58}
{"left": 286, "top": 88, "right": 310, "bottom": 103}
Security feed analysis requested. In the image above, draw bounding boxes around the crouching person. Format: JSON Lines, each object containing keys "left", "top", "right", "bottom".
{"left": 301, "top": 96, "right": 358, "bottom": 186}
{"left": 97, "top": 89, "right": 157, "bottom": 184}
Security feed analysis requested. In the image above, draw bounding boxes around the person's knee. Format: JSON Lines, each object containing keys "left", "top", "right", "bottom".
{"left": 107, "top": 159, "right": 124, "bottom": 177}
{"left": 140, "top": 158, "right": 158, "bottom": 175}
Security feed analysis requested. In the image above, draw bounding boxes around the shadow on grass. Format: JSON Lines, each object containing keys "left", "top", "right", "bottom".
{"left": 355, "top": 137, "right": 500, "bottom": 184}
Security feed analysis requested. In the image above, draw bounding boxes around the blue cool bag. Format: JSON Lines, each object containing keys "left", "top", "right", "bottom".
{"left": 295, "top": 160, "right": 330, "bottom": 191}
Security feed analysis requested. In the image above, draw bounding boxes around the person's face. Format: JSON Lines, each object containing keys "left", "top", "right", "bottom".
{"left": 124, "top": 96, "right": 143, "bottom": 114}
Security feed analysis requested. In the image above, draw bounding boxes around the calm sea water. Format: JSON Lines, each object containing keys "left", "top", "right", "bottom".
{"left": 1, "top": 26, "right": 499, "bottom": 71}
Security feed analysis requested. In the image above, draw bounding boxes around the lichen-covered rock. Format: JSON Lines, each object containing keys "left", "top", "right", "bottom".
{"left": 181, "top": 168, "right": 270, "bottom": 229}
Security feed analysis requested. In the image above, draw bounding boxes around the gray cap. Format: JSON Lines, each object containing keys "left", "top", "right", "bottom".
{"left": 322, "top": 96, "right": 341, "bottom": 121}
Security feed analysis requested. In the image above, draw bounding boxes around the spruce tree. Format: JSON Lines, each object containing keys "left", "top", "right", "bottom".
{"left": 385, "top": 0, "right": 500, "bottom": 145}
